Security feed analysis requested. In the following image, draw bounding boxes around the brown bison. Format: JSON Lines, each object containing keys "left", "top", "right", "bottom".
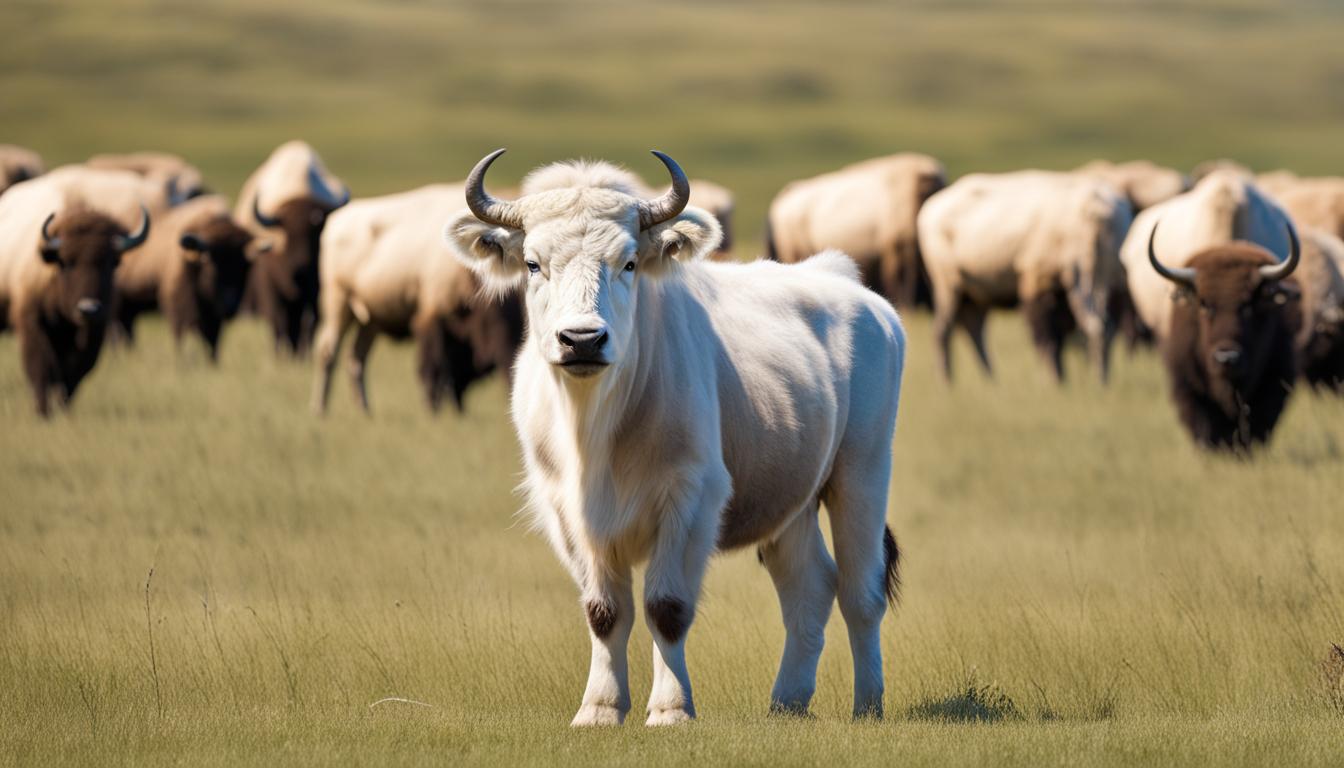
{"left": 113, "top": 195, "right": 254, "bottom": 360}
{"left": 1148, "top": 223, "right": 1302, "bottom": 451}
{"left": 1, "top": 145, "right": 44, "bottom": 195}
{"left": 312, "top": 184, "right": 521, "bottom": 414}
{"left": 767, "top": 153, "right": 946, "bottom": 307}
{"left": 1294, "top": 229, "right": 1344, "bottom": 391}
{"left": 235, "top": 141, "right": 349, "bottom": 356}
{"left": 0, "top": 177, "right": 149, "bottom": 416}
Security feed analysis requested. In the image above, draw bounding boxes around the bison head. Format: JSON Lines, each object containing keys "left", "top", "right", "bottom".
{"left": 1149, "top": 222, "right": 1302, "bottom": 431}
{"left": 39, "top": 206, "right": 149, "bottom": 325}
{"left": 252, "top": 195, "right": 343, "bottom": 303}
{"left": 444, "top": 150, "right": 721, "bottom": 383}
{"left": 180, "top": 215, "right": 255, "bottom": 319}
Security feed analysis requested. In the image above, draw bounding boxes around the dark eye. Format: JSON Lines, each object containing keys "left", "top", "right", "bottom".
{"left": 623, "top": 261, "right": 635, "bottom": 273}
{"left": 525, "top": 260, "right": 541, "bottom": 275}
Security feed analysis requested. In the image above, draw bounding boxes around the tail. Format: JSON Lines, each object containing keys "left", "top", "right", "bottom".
{"left": 882, "top": 526, "right": 902, "bottom": 607}
{"left": 763, "top": 215, "right": 779, "bottom": 261}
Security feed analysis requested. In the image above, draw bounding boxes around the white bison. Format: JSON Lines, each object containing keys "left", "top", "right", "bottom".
{"left": 918, "top": 171, "right": 1133, "bottom": 382}
{"left": 445, "top": 150, "right": 906, "bottom": 725}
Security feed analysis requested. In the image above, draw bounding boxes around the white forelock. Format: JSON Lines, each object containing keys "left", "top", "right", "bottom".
{"left": 521, "top": 160, "right": 644, "bottom": 198}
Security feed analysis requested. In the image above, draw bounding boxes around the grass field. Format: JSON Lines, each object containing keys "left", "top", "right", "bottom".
{"left": 3, "top": 0, "right": 1344, "bottom": 765}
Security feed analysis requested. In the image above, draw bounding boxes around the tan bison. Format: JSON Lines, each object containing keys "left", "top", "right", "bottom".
{"left": 312, "top": 184, "right": 521, "bottom": 414}
{"left": 1, "top": 145, "right": 44, "bottom": 195}
{"left": 767, "top": 153, "right": 945, "bottom": 306}
{"left": 87, "top": 152, "right": 207, "bottom": 207}
{"left": 918, "top": 171, "right": 1133, "bottom": 382}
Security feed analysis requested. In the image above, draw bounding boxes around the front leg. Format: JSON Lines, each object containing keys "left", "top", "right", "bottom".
{"left": 572, "top": 556, "right": 635, "bottom": 727}
{"left": 643, "top": 474, "right": 730, "bottom": 725}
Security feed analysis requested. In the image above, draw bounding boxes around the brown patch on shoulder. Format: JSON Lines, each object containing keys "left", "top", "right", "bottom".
{"left": 646, "top": 597, "right": 690, "bottom": 643}
{"left": 585, "top": 599, "right": 617, "bottom": 639}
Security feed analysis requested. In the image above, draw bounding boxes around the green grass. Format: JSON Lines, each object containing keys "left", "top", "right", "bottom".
{"left": 2, "top": 313, "right": 1342, "bottom": 766}
{"left": 4, "top": 0, "right": 1344, "bottom": 764}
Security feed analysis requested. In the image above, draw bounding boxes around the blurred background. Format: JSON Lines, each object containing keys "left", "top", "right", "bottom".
{"left": 6, "top": 0, "right": 1344, "bottom": 246}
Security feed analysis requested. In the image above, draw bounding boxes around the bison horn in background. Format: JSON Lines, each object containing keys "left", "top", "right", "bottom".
{"left": 1258, "top": 223, "right": 1301, "bottom": 281}
{"left": 114, "top": 205, "right": 151, "bottom": 252}
{"left": 465, "top": 148, "right": 525, "bottom": 230}
{"left": 637, "top": 150, "right": 690, "bottom": 230}
{"left": 253, "top": 195, "right": 282, "bottom": 228}
{"left": 1148, "top": 221, "right": 1197, "bottom": 289}
{"left": 40, "top": 212, "right": 61, "bottom": 251}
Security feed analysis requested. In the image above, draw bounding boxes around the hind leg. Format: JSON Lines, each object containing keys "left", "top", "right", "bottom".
{"left": 957, "top": 301, "right": 992, "bottom": 377}
{"left": 931, "top": 282, "right": 960, "bottom": 381}
{"left": 347, "top": 325, "right": 377, "bottom": 413}
{"left": 824, "top": 423, "right": 897, "bottom": 719}
{"left": 759, "top": 504, "right": 837, "bottom": 715}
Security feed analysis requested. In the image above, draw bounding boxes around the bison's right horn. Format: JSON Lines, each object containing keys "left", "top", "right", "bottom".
{"left": 638, "top": 150, "right": 690, "bottom": 230}
{"left": 1258, "top": 222, "right": 1301, "bottom": 282}
{"left": 114, "top": 204, "right": 151, "bottom": 252}
{"left": 1148, "top": 221, "right": 1196, "bottom": 289}
{"left": 465, "top": 148, "right": 524, "bottom": 230}
{"left": 253, "top": 195, "right": 282, "bottom": 228}
{"left": 40, "top": 212, "right": 61, "bottom": 250}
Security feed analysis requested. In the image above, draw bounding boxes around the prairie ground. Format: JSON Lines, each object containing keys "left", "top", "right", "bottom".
{"left": 1, "top": 314, "right": 1342, "bottom": 767}
{"left": 4, "top": 0, "right": 1344, "bottom": 765}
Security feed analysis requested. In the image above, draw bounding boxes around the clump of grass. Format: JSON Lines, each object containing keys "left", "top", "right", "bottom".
{"left": 907, "top": 672, "right": 1023, "bottom": 723}
{"left": 1322, "top": 644, "right": 1344, "bottom": 714}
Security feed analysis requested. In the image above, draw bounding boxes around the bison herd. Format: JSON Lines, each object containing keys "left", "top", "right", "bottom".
{"left": 1, "top": 142, "right": 1342, "bottom": 452}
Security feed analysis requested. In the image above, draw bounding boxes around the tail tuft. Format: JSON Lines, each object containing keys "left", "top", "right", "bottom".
{"left": 883, "top": 526, "right": 902, "bottom": 607}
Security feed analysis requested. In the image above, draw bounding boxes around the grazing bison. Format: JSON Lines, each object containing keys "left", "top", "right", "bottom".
{"left": 917, "top": 171, "right": 1133, "bottom": 382}
{"left": 235, "top": 140, "right": 349, "bottom": 355}
{"left": 312, "top": 184, "right": 522, "bottom": 414}
{"left": 1, "top": 145, "right": 44, "bottom": 195}
{"left": 1121, "top": 170, "right": 1295, "bottom": 345}
{"left": 86, "top": 152, "right": 207, "bottom": 207}
{"left": 1147, "top": 223, "right": 1302, "bottom": 451}
{"left": 113, "top": 195, "right": 254, "bottom": 360}
{"left": 446, "top": 150, "right": 905, "bottom": 726}
{"left": 1293, "top": 229, "right": 1344, "bottom": 391}
{"left": 767, "top": 153, "right": 945, "bottom": 306}
{"left": 0, "top": 178, "right": 149, "bottom": 415}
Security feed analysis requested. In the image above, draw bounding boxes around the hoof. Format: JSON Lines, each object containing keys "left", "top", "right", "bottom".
{"left": 571, "top": 704, "right": 626, "bottom": 727}
{"left": 646, "top": 708, "right": 694, "bottom": 726}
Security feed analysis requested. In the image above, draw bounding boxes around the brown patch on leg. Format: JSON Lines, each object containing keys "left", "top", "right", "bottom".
{"left": 646, "top": 597, "right": 690, "bottom": 643}
{"left": 585, "top": 599, "right": 617, "bottom": 639}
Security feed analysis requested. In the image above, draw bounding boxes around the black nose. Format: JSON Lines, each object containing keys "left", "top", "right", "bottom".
{"left": 1212, "top": 346, "right": 1242, "bottom": 367}
{"left": 557, "top": 327, "right": 608, "bottom": 358}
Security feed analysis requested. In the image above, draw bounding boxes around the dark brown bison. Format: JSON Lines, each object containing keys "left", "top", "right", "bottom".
{"left": 235, "top": 141, "right": 349, "bottom": 356}
{"left": 1148, "top": 223, "right": 1302, "bottom": 451}
{"left": 0, "top": 192, "right": 149, "bottom": 416}
{"left": 113, "top": 195, "right": 254, "bottom": 360}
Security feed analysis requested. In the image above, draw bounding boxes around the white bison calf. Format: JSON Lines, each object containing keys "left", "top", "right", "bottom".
{"left": 445, "top": 150, "right": 906, "bottom": 725}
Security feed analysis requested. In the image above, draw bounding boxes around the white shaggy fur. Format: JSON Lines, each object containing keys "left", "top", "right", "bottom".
{"left": 445, "top": 158, "right": 905, "bottom": 726}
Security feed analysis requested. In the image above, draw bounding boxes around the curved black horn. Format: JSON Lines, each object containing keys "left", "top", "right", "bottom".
{"left": 253, "top": 195, "right": 281, "bottom": 228}
{"left": 638, "top": 150, "right": 690, "bottom": 230}
{"left": 465, "top": 148, "right": 523, "bottom": 229}
{"left": 1147, "top": 220, "right": 1196, "bottom": 289}
{"left": 115, "top": 204, "right": 151, "bottom": 251}
{"left": 40, "top": 212, "right": 60, "bottom": 249}
{"left": 1259, "top": 222, "right": 1301, "bottom": 281}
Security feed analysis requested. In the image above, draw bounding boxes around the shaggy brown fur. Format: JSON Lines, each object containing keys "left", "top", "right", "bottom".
{"left": 248, "top": 199, "right": 331, "bottom": 355}
{"left": 1162, "top": 245, "right": 1302, "bottom": 451}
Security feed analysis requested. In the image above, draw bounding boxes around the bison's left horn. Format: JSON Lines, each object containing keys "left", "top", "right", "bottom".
{"left": 1259, "top": 222, "right": 1301, "bottom": 281}
{"left": 638, "top": 150, "right": 690, "bottom": 230}
{"left": 465, "top": 148, "right": 524, "bottom": 230}
{"left": 253, "top": 195, "right": 282, "bottom": 228}
{"left": 114, "top": 205, "right": 150, "bottom": 252}
{"left": 40, "top": 212, "right": 61, "bottom": 250}
{"left": 1147, "top": 220, "right": 1196, "bottom": 289}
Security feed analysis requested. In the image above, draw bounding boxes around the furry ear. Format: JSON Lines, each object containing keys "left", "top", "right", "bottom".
{"left": 638, "top": 206, "right": 723, "bottom": 270}
{"left": 443, "top": 209, "right": 527, "bottom": 293}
